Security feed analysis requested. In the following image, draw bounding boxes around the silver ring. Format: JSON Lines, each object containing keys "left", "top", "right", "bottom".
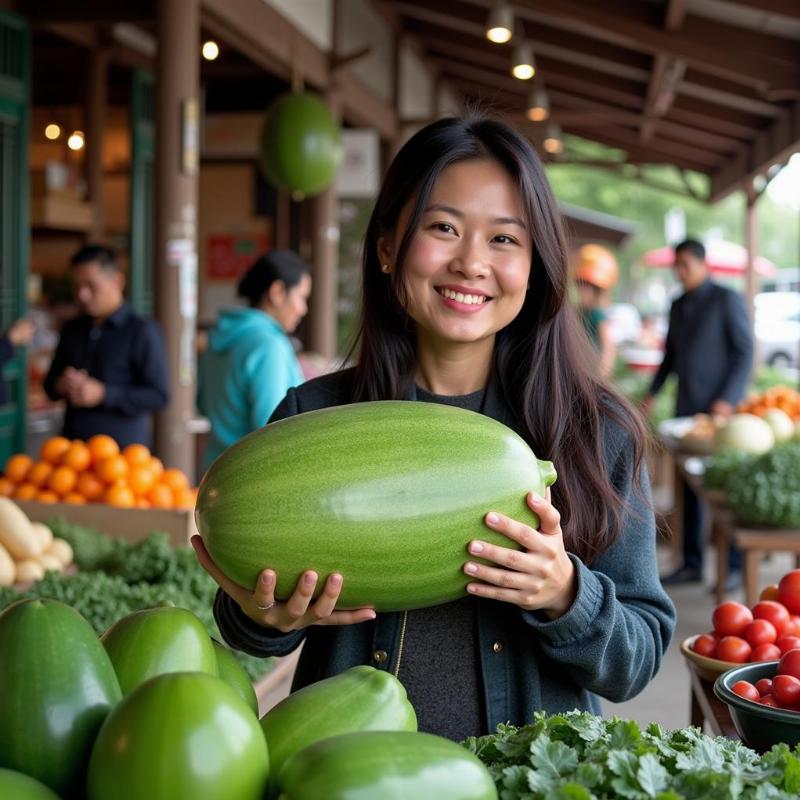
{"left": 255, "top": 601, "right": 275, "bottom": 611}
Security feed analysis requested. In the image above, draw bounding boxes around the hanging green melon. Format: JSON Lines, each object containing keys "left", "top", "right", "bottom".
{"left": 260, "top": 92, "right": 343, "bottom": 198}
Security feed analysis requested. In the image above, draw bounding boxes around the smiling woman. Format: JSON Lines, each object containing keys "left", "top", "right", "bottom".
{"left": 199, "top": 114, "right": 676, "bottom": 744}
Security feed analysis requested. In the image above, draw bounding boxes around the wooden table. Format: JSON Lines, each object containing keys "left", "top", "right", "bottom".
{"left": 687, "top": 663, "right": 739, "bottom": 739}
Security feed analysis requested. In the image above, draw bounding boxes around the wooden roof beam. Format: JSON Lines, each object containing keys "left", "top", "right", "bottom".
{"left": 511, "top": 0, "right": 800, "bottom": 95}
{"left": 725, "top": 0, "right": 800, "bottom": 21}
{"left": 710, "top": 100, "right": 800, "bottom": 202}
{"left": 641, "top": 0, "right": 686, "bottom": 143}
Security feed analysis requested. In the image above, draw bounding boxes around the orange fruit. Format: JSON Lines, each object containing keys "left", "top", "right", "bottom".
{"left": 27, "top": 461, "right": 54, "bottom": 488}
{"left": 161, "top": 468, "right": 190, "bottom": 493}
{"left": 35, "top": 489, "right": 60, "bottom": 504}
{"left": 4, "top": 453, "right": 33, "bottom": 483}
{"left": 128, "top": 465, "right": 156, "bottom": 497}
{"left": 135, "top": 498, "right": 151, "bottom": 509}
{"left": 760, "top": 584, "right": 780, "bottom": 602}
{"left": 105, "top": 484, "right": 135, "bottom": 508}
{"left": 147, "top": 483, "right": 174, "bottom": 509}
{"left": 40, "top": 436, "right": 71, "bottom": 464}
{"left": 13, "top": 483, "right": 37, "bottom": 500}
{"left": 0, "top": 477, "right": 14, "bottom": 497}
{"left": 123, "top": 443, "right": 151, "bottom": 467}
{"left": 95, "top": 455, "right": 129, "bottom": 485}
{"left": 62, "top": 492, "right": 86, "bottom": 505}
{"left": 47, "top": 465, "right": 78, "bottom": 497}
{"left": 149, "top": 457, "right": 164, "bottom": 480}
{"left": 76, "top": 471, "right": 105, "bottom": 502}
{"left": 61, "top": 441, "right": 91, "bottom": 472}
{"left": 172, "top": 487, "right": 195, "bottom": 510}
{"left": 87, "top": 434, "right": 120, "bottom": 465}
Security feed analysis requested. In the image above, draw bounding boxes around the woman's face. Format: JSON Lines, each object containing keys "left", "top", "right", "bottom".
{"left": 267, "top": 274, "right": 312, "bottom": 333}
{"left": 381, "top": 158, "right": 532, "bottom": 356}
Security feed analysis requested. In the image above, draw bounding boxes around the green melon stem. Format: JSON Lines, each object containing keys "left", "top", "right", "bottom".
{"left": 537, "top": 459, "right": 557, "bottom": 488}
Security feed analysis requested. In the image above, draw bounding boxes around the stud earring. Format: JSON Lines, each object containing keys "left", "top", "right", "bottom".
{"left": 381, "top": 263, "right": 390, "bottom": 273}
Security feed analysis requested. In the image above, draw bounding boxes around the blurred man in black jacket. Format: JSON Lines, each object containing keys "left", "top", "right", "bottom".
{"left": 644, "top": 239, "right": 753, "bottom": 589}
{"left": 44, "top": 245, "right": 169, "bottom": 448}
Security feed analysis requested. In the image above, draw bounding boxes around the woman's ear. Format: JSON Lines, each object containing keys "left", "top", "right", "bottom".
{"left": 266, "top": 279, "right": 288, "bottom": 308}
{"left": 377, "top": 236, "right": 393, "bottom": 272}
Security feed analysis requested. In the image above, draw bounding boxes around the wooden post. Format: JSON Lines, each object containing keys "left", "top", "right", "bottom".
{"left": 86, "top": 45, "right": 108, "bottom": 241}
{"left": 154, "top": 0, "right": 199, "bottom": 476}
{"left": 744, "top": 185, "right": 759, "bottom": 363}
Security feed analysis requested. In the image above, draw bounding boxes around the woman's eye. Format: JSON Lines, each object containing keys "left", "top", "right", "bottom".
{"left": 432, "top": 222, "right": 456, "bottom": 234}
{"left": 493, "top": 234, "right": 518, "bottom": 245}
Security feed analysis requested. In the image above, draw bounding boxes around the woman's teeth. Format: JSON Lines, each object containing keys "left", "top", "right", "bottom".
{"left": 439, "top": 288, "right": 487, "bottom": 305}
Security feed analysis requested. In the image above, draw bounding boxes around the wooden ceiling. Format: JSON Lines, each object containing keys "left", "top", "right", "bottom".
{"left": 378, "top": 0, "right": 800, "bottom": 201}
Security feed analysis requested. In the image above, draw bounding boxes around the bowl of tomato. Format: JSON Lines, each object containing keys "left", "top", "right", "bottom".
{"left": 680, "top": 635, "right": 742, "bottom": 681}
{"left": 714, "top": 649, "right": 800, "bottom": 752}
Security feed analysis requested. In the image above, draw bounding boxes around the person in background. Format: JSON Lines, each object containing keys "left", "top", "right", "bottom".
{"left": 43, "top": 244, "right": 169, "bottom": 448}
{"left": 193, "top": 115, "right": 675, "bottom": 742}
{"left": 197, "top": 250, "right": 312, "bottom": 470}
{"left": 0, "top": 318, "right": 35, "bottom": 405}
{"left": 574, "top": 244, "right": 618, "bottom": 379}
{"left": 643, "top": 238, "right": 753, "bottom": 590}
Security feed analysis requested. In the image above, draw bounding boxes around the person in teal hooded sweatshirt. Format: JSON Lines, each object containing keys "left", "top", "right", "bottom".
{"left": 198, "top": 250, "right": 312, "bottom": 469}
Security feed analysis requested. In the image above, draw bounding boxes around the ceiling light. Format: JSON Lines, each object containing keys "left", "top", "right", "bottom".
{"left": 44, "top": 123, "right": 61, "bottom": 140}
{"left": 67, "top": 131, "right": 85, "bottom": 151}
{"left": 486, "top": 4, "right": 514, "bottom": 44}
{"left": 526, "top": 86, "right": 549, "bottom": 122}
{"left": 511, "top": 41, "right": 535, "bottom": 80}
{"left": 202, "top": 40, "right": 220, "bottom": 60}
{"left": 543, "top": 123, "right": 563, "bottom": 154}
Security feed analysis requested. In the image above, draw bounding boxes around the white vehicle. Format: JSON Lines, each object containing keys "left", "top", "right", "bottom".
{"left": 755, "top": 292, "right": 800, "bottom": 368}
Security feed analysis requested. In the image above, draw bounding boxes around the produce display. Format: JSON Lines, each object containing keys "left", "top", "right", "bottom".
{"left": 738, "top": 385, "right": 800, "bottom": 422}
{"left": 0, "top": 498, "right": 73, "bottom": 586}
{"left": 465, "top": 710, "right": 800, "bottom": 799}
{"left": 197, "top": 400, "right": 557, "bottom": 611}
{"left": 0, "top": 521, "right": 267, "bottom": 680}
{"left": 729, "top": 649, "right": 800, "bottom": 711}
{"left": 690, "top": 572, "right": 800, "bottom": 666}
{"left": 704, "top": 442, "right": 800, "bottom": 529}
{"left": 0, "top": 435, "right": 195, "bottom": 509}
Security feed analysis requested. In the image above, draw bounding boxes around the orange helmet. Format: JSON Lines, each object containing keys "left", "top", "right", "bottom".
{"left": 574, "top": 244, "right": 619, "bottom": 290}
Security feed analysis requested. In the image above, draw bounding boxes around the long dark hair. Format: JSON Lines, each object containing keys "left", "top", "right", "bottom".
{"left": 348, "top": 114, "right": 649, "bottom": 564}
{"left": 237, "top": 250, "right": 310, "bottom": 308}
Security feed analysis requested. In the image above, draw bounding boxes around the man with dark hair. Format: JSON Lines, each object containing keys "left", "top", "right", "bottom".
{"left": 644, "top": 238, "right": 753, "bottom": 590}
{"left": 43, "top": 244, "right": 169, "bottom": 448}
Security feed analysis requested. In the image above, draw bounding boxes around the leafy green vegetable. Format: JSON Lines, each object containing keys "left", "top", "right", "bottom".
{"left": 0, "top": 520, "right": 271, "bottom": 682}
{"left": 463, "top": 711, "right": 800, "bottom": 799}
{"left": 703, "top": 449, "right": 755, "bottom": 492}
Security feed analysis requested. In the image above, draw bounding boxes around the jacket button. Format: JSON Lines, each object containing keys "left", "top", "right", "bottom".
{"left": 492, "top": 641, "right": 504, "bottom": 654}
{"left": 372, "top": 649, "right": 388, "bottom": 664}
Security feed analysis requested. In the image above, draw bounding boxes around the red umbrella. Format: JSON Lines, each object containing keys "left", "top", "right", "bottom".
{"left": 643, "top": 240, "right": 778, "bottom": 278}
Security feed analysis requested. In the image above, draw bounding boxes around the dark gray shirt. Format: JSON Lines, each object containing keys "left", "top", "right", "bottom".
{"left": 397, "top": 386, "right": 486, "bottom": 740}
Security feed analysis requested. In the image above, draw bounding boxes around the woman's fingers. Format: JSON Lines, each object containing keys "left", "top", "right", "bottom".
{"left": 527, "top": 491, "right": 562, "bottom": 535}
{"left": 308, "top": 572, "right": 344, "bottom": 619}
{"left": 464, "top": 559, "right": 530, "bottom": 589}
{"left": 252, "top": 569, "right": 277, "bottom": 612}
{"left": 319, "top": 608, "right": 377, "bottom": 626}
{"left": 283, "top": 570, "right": 319, "bottom": 619}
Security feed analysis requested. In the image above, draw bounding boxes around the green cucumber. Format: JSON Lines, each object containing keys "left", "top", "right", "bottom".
{"left": 261, "top": 665, "right": 416, "bottom": 798}
{"left": 197, "top": 400, "right": 556, "bottom": 611}
{"left": 277, "top": 730, "right": 497, "bottom": 800}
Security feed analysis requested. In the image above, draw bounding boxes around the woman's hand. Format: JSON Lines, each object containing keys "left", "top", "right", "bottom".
{"left": 191, "top": 536, "right": 376, "bottom": 632}
{"left": 463, "top": 488, "right": 577, "bottom": 618}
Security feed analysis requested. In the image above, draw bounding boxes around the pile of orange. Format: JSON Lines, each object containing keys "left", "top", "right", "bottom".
{"left": 0, "top": 435, "right": 196, "bottom": 510}
{"left": 738, "top": 385, "right": 800, "bottom": 421}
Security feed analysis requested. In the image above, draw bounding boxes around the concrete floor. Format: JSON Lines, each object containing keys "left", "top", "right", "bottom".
{"left": 606, "top": 545, "right": 797, "bottom": 732}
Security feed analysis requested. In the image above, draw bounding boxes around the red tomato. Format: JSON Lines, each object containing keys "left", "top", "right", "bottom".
{"left": 752, "top": 601, "right": 791, "bottom": 638}
{"left": 744, "top": 619, "right": 777, "bottom": 647}
{"left": 750, "top": 643, "right": 782, "bottom": 662}
{"left": 773, "top": 674, "right": 800, "bottom": 706}
{"left": 778, "top": 571, "right": 800, "bottom": 615}
{"left": 755, "top": 678, "right": 774, "bottom": 696}
{"left": 790, "top": 616, "right": 800, "bottom": 637}
{"left": 716, "top": 636, "right": 752, "bottom": 663}
{"left": 777, "top": 636, "right": 800, "bottom": 654}
{"left": 731, "top": 680, "right": 760, "bottom": 702}
{"left": 778, "top": 648, "right": 800, "bottom": 679}
{"left": 692, "top": 634, "right": 718, "bottom": 658}
{"left": 760, "top": 693, "right": 779, "bottom": 707}
{"left": 712, "top": 602, "right": 753, "bottom": 638}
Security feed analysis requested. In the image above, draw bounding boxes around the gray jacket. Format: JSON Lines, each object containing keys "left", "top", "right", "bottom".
{"left": 214, "top": 368, "right": 676, "bottom": 732}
